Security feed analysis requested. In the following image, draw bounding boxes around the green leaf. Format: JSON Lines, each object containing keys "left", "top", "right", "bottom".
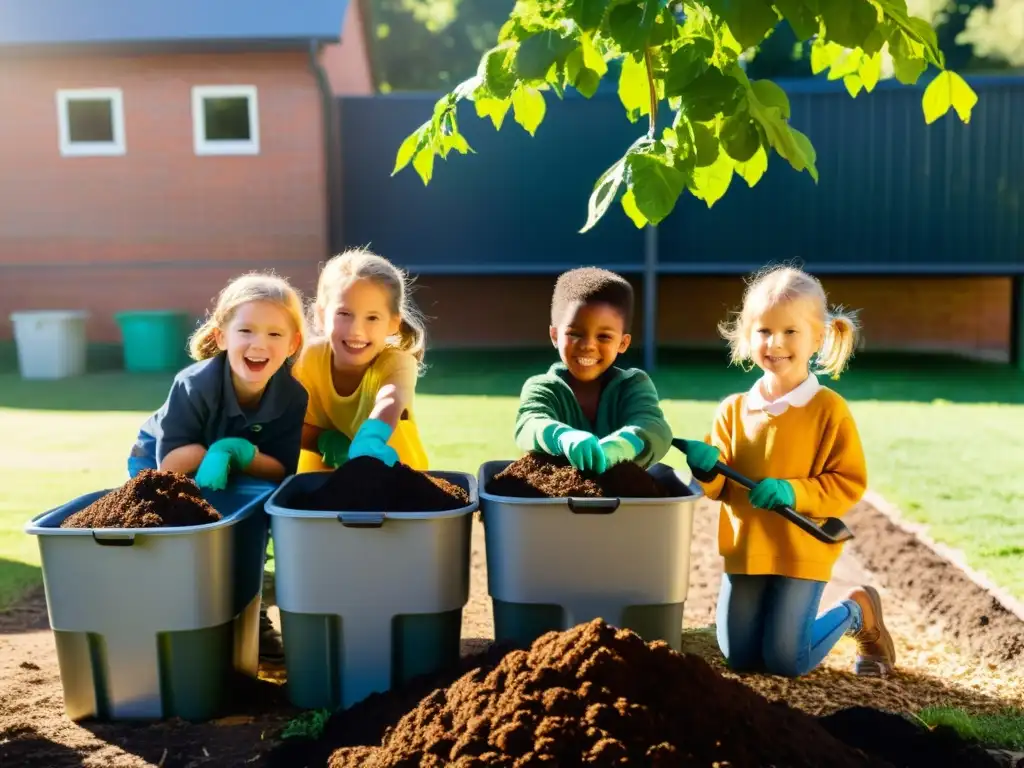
{"left": 512, "top": 86, "right": 547, "bottom": 135}
{"left": 481, "top": 43, "right": 518, "bottom": 99}
{"left": 818, "top": 0, "right": 877, "bottom": 49}
{"left": 412, "top": 142, "right": 435, "bottom": 184}
{"left": 843, "top": 73, "right": 863, "bottom": 98}
{"left": 689, "top": 149, "right": 734, "bottom": 207}
{"left": 678, "top": 67, "right": 743, "bottom": 122}
{"left": 475, "top": 96, "right": 511, "bottom": 129}
{"left": 716, "top": 0, "right": 780, "bottom": 50}
{"left": 626, "top": 151, "right": 688, "bottom": 225}
{"left": 859, "top": 52, "right": 881, "bottom": 92}
{"left": 649, "top": 9, "right": 677, "bottom": 46}
{"left": 750, "top": 79, "right": 791, "bottom": 119}
{"left": 747, "top": 84, "right": 816, "bottom": 181}
{"left": 566, "top": 0, "right": 610, "bottom": 32}
{"left": 581, "top": 32, "right": 608, "bottom": 76}
{"left": 875, "top": 0, "right": 944, "bottom": 68}
{"left": 515, "top": 31, "right": 577, "bottom": 81}
{"left": 773, "top": 0, "right": 819, "bottom": 41}
{"left": 575, "top": 68, "right": 602, "bottom": 97}
{"left": 826, "top": 49, "right": 863, "bottom": 80}
{"left": 721, "top": 112, "right": 761, "bottom": 162}
{"left": 691, "top": 122, "right": 720, "bottom": 167}
{"left": 663, "top": 40, "right": 714, "bottom": 98}
{"left": 607, "top": 0, "right": 660, "bottom": 54}
{"left": 734, "top": 145, "right": 768, "bottom": 187}
{"left": 890, "top": 32, "right": 927, "bottom": 84}
{"left": 581, "top": 157, "right": 627, "bottom": 232}
{"left": 620, "top": 188, "right": 648, "bottom": 228}
{"left": 922, "top": 70, "right": 978, "bottom": 125}
{"left": 790, "top": 127, "right": 818, "bottom": 182}
{"left": 809, "top": 40, "right": 833, "bottom": 75}
{"left": 619, "top": 53, "right": 650, "bottom": 122}
{"left": 393, "top": 121, "right": 430, "bottom": 175}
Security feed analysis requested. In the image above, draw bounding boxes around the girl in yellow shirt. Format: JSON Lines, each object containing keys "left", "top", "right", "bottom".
{"left": 679, "top": 266, "right": 896, "bottom": 678}
{"left": 292, "top": 248, "right": 428, "bottom": 472}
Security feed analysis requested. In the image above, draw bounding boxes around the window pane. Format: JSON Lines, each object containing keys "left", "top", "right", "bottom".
{"left": 203, "top": 97, "right": 251, "bottom": 141}
{"left": 67, "top": 99, "right": 114, "bottom": 143}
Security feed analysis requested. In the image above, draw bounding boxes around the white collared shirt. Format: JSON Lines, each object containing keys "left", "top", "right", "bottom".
{"left": 746, "top": 373, "right": 821, "bottom": 416}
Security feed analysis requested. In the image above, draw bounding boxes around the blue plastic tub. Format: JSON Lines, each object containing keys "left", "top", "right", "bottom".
{"left": 24, "top": 478, "right": 275, "bottom": 721}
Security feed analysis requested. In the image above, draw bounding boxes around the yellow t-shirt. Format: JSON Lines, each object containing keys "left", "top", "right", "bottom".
{"left": 699, "top": 380, "right": 867, "bottom": 583}
{"left": 291, "top": 339, "right": 428, "bottom": 472}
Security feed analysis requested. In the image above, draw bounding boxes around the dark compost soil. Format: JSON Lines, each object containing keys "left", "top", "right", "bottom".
{"left": 59, "top": 470, "right": 220, "bottom": 529}
{"left": 486, "top": 452, "right": 671, "bottom": 499}
{"left": 299, "top": 456, "right": 470, "bottom": 512}
{"left": 318, "top": 620, "right": 893, "bottom": 768}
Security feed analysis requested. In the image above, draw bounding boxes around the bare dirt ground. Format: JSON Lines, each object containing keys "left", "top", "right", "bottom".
{"left": 2, "top": 499, "right": 1022, "bottom": 768}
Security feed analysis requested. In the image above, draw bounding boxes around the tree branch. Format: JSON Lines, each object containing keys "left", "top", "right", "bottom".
{"left": 644, "top": 47, "right": 657, "bottom": 139}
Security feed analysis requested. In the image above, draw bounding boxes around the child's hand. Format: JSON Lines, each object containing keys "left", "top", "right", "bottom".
{"left": 599, "top": 430, "right": 644, "bottom": 467}
{"left": 317, "top": 430, "right": 352, "bottom": 468}
{"left": 749, "top": 478, "right": 796, "bottom": 510}
{"left": 680, "top": 440, "right": 720, "bottom": 474}
{"left": 349, "top": 419, "right": 399, "bottom": 467}
{"left": 207, "top": 438, "right": 257, "bottom": 470}
{"left": 556, "top": 429, "right": 607, "bottom": 474}
{"left": 194, "top": 450, "right": 232, "bottom": 491}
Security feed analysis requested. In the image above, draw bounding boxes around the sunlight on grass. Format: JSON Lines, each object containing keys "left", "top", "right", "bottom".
{"left": 918, "top": 706, "right": 1024, "bottom": 751}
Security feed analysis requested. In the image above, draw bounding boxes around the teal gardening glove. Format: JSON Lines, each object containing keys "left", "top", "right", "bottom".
{"left": 598, "top": 429, "right": 645, "bottom": 468}
{"left": 749, "top": 478, "right": 796, "bottom": 510}
{"left": 555, "top": 428, "right": 607, "bottom": 474}
{"left": 318, "top": 430, "right": 352, "bottom": 468}
{"left": 679, "top": 439, "right": 720, "bottom": 474}
{"left": 348, "top": 418, "right": 399, "bottom": 467}
{"left": 195, "top": 437, "right": 257, "bottom": 490}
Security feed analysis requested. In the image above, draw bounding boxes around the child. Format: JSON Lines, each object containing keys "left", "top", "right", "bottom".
{"left": 679, "top": 265, "right": 896, "bottom": 678}
{"left": 292, "top": 248, "right": 428, "bottom": 472}
{"left": 128, "top": 271, "right": 310, "bottom": 662}
{"left": 514, "top": 267, "right": 672, "bottom": 472}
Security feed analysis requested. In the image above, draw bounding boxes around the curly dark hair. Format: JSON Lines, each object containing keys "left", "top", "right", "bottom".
{"left": 550, "top": 267, "right": 634, "bottom": 331}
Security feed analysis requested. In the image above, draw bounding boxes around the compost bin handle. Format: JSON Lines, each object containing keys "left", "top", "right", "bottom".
{"left": 91, "top": 532, "right": 136, "bottom": 547}
{"left": 337, "top": 512, "right": 386, "bottom": 528}
{"left": 567, "top": 498, "right": 620, "bottom": 514}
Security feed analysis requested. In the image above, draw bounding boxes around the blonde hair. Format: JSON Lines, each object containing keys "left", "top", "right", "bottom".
{"left": 310, "top": 247, "right": 427, "bottom": 367}
{"left": 718, "top": 265, "right": 861, "bottom": 379}
{"left": 189, "top": 272, "right": 308, "bottom": 362}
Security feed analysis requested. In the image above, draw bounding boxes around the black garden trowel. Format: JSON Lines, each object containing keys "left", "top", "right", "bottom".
{"left": 671, "top": 438, "right": 855, "bottom": 544}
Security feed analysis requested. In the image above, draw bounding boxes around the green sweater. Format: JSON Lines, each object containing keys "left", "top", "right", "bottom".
{"left": 514, "top": 362, "right": 673, "bottom": 468}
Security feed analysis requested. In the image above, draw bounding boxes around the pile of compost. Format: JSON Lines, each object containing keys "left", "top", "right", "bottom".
{"left": 299, "top": 456, "right": 470, "bottom": 512}
{"left": 486, "top": 452, "right": 671, "bottom": 499}
{"left": 60, "top": 470, "right": 220, "bottom": 528}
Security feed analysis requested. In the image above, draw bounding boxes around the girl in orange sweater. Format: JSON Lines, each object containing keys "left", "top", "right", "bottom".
{"left": 680, "top": 266, "right": 896, "bottom": 678}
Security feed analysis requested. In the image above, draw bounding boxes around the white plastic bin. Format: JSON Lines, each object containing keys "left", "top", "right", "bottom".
{"left": 10, "top": 310, "right": 89, "bottom": 380}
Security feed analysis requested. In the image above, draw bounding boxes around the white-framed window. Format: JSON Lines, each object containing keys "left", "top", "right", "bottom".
{"left": 191, "top": 85, "right": 260, "bottom": 156}
{"left": 55, "top": 88, "right": 126, "bottom": 157}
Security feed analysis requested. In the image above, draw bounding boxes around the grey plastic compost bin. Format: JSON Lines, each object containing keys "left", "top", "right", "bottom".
{"left": 265, "top": 470, "right": 477, "bottom": 711}
{"left": 478, "top": 460, "right": 702, "bottom": 652}
{"left": 24, "top": 479, "right": 274, "bottom": 721}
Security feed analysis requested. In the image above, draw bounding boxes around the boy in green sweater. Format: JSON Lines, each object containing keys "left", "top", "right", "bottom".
{"left": 515, "top": 267, "right": 673, "bottom": 473}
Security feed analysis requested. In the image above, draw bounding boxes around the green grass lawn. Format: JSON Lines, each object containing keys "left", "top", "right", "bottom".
{"left": 1, "top": 348, "right": 1022, "bottom": 611}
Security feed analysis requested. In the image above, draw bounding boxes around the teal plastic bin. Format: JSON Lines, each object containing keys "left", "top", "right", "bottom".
{"left": 265, "top": 471, "right": 477, "bottom": 711}
{"left": 115, "top": 310, "right": 189, "bottom": 372}
{"left": 24, "top": 479, "right": 274, "bottom": 721}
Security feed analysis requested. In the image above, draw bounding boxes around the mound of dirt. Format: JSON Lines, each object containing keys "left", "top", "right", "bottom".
{"left": 299, "top": 456, "right": 470, "bottom": 512}
{"left": 60, "top": 470, "right": 220, "bottom": 529}
{"left": 486, "top": 452, "right": 671, "bottom": 499}
{"left": 327, "top": 619, "right": 887, "bottom": 768}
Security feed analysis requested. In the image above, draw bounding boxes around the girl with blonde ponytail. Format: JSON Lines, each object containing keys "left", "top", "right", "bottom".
{"left": 676, "top": 265, "right": 896, "bottom": 680}
{"left": 292, "top": 247, "right": 430, "bottom": 472}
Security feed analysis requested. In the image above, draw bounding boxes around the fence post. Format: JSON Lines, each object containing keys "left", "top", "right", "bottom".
{"left": 1012, "top": 276, "right": 1023, "bottom": 372}
{"left": 643, "top": 225, "right": 658, "bottom": 372}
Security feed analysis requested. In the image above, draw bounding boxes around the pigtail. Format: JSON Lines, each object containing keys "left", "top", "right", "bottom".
{"left": 717, "top": 311, "right": 753, "bottom": 371}
{"left": 396, "top": 309, "right": 427, "bottom": 370}
{"left": 815, "top": 307, "right": 861, "bottom": 379}
{"left": 188, "top": 318, "right": 221, "bottom": 361}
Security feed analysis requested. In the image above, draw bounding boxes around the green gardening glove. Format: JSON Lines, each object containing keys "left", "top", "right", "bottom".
{"left": 194, "top": 450, "right": 232, "bottom": 491}
{"left": 598, "top": 429, "right": 645, "bottom": 467}
{"left": 318, "top": 430, "right": 352, "bottom": 468}
{"left": 206, "top": 437, "right": 257, "bottom": 470}
{"left": 679, "top": 439, "right": 720, "bottom": 474}
{"left": 749, "top": 478, "right": 796, "bottom": 510}
{"left": 555, "top": 428, "right": 607, "bottom": 474}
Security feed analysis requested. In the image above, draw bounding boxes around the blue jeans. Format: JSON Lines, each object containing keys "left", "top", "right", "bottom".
{"left": 716, "top": 573, "right": 863, "bottom": 677}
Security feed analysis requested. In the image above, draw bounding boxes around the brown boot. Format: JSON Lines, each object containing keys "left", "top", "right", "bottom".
{"left": 845, "top": 586, "right": 896, "bottom": 677}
